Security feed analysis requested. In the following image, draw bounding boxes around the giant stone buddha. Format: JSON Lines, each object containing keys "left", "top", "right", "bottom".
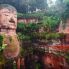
{"left": 0, "top": 4, "right": 20, "bottom": 59}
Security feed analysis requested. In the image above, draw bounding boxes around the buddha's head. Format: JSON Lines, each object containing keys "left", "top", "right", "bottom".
{"left": 0, "top": 4, "right": 17, "bottom": 30}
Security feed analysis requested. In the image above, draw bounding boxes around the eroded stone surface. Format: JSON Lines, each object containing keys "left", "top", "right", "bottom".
{"left": 0, "top": 4, "right": 20, "bottom": 59}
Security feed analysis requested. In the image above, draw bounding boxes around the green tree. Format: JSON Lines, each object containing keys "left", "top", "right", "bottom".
{"left": 42, "top": 16, "right": 60, "bottom": 31}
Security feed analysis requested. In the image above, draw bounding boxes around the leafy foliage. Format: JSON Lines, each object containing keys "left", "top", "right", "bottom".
{"left": 0, "top": 35, "right": 6, "bottom": 52}
{"left": 0, "top": 35, "right": 3, "bottom": 46}
{"left": 17, "top": 12, "right": 44, "bottom": 19}
{"left": 42, "top": 16, "right": 60, "bottom": 31}
{"left": 18, "top": 33, "right": 30, "bottom": 41}
{"left": 17, "top": 22, "right": 41, "bottom": 33}
{"left": 17, "top": 22, "right": 61, "bottom": 44}
{"left": 45, "top": 33, "right": 60, "bottom": 40}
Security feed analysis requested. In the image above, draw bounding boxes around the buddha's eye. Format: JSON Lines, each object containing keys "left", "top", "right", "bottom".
{"left": 5, "top": 14, "right": 9, "bottom": 16}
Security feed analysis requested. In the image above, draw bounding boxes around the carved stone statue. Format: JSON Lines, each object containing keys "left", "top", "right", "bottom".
{"left": 0, "top": 4, "right": 17, "bottom": 35}
{"left": 0, "top": 4, "right": 20, "bottom": 59}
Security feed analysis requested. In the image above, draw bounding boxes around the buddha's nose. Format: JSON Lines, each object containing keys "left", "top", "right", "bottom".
{"left": 9, "top": 18, "right": 15, "bottom": 23}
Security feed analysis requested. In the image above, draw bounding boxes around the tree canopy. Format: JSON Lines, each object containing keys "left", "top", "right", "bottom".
{"left": 0, "top": 0, "right": 48, "bottom": 13}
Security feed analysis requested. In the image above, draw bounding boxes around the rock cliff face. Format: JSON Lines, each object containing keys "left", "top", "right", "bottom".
{"left": 0, "top": 4, "right": 20, "bottom": 59}
{"left": 59, "top": 19, "right": 69, "bottom": 43}
{"left": 59, "top": 19, "right": 69, "bottom": 33}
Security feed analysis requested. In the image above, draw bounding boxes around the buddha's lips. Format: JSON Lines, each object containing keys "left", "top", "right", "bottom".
{"left": 0, "top": 25, "right": 16, "bottom": 30}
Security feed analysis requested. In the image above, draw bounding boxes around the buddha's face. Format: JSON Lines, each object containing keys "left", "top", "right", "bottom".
{"left": 0, "top": 8, "right": 17, "bottom": 30}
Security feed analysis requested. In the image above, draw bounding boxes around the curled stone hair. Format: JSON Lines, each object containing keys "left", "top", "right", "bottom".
{"left": 0, "top": 4, "right": 17, "bottom": 12}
